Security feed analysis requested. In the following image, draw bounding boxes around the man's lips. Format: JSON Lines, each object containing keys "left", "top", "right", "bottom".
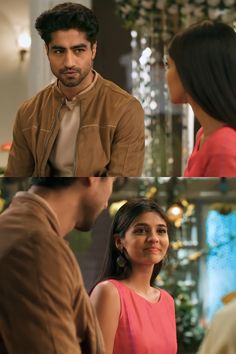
{"left": 63, "top": 71, "right": 78, "bottom": 74}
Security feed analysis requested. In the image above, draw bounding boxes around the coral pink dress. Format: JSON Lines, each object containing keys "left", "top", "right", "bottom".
{"left": 184, "top": 126, "right": 236, "bottom": 177}
{"left": 109, "top": 279, "right": 177, "bottom": 354}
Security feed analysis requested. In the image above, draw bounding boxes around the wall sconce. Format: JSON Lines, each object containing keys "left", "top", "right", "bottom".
{"left": 17, "top": 31, "right": 31, "bottom": 62}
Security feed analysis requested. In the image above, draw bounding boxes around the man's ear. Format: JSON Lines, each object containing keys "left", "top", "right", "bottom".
{"left": 45, "top": 43, "right": 49, "bottom": 56}
{"left": 87, "top": 177, "right": 100, "bottom": 186}
{"left": 91, "top": 41, "right": 97, "bottom": 60}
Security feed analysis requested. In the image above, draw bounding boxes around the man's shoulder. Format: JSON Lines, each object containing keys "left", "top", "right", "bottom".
{"left": 96, "top": 73, "right": 138, "bottom": 103}
{"left": 18, "top": 82, "right": 58, "bottom": 112}
{"left": 0, "top": 204, "right": 76, "bottom": 267}
{"left": 215, "top": 299, "right": 236, "bottom": 320}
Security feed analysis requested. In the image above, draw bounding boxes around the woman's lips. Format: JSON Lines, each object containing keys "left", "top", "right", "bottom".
{"left": 144, "top": 247, "right": 162, "bottom": 253}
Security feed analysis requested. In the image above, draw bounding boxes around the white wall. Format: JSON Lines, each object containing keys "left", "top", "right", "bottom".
{"left": 0, "top": 0, "right": 30, "bottom": 169}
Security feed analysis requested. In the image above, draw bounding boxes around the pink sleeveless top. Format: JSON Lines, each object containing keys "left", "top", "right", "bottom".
{"left": 109, "top": 279, "right": 177, "bottom": 354}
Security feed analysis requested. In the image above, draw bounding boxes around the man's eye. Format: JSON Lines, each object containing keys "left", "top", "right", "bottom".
{"left": 75, "top": 49, "right": 85, "bottom": 53}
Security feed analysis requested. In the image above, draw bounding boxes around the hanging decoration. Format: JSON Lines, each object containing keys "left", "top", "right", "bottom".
{"left": 115, "top": 0, "right": 236, "bottom": 39}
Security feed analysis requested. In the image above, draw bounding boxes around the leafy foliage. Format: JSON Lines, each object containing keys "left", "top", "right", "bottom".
{"left": 115, "top": 0, "right": 236, "bottom": 39}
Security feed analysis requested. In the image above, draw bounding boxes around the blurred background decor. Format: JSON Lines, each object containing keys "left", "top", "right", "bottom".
{"left": 115, "top": 0, "right": 236, "bottom": 176}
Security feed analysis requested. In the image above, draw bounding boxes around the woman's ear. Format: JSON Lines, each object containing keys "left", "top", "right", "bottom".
{"left": 114, "top": 234, "right": 123, "bottom": 250}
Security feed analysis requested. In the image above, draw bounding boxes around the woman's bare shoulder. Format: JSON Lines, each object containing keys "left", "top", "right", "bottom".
{"left": 90, "top": 280, "right": 120, "bottom": 301}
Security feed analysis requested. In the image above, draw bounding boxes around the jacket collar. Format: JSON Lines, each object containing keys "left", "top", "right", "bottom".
{"left": 52, "top": 70, "right": 102, "bottom": 103}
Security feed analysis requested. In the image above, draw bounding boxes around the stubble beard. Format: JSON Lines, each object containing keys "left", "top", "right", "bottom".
{"left": 59, "top": 71, "right": 85, "bottom": 88}
{"left": 53, "top": 65, "right": 92, "bottom": 88}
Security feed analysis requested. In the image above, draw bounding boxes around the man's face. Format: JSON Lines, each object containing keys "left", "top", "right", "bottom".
{"left": 46, "top": 29, "right": 96, "bottom": 91}
{"left": 76, "top": 178, "right": 115, "bottom": 231}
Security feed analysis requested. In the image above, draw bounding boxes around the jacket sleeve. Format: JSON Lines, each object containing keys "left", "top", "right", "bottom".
{"left": 4, "top": 108, "right": 35, "bottom": 177}
{"left": 0, "top": 235, "right": 105, "bottom": 354}
{"left": 107, "top": 98, "right": 145, "bottom": 176}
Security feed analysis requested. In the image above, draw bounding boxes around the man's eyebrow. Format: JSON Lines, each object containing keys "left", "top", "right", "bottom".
{"left": 71, "top": 43, "right": 88, "bottom": 49}
{"left": 50, "top": 45, "right": 65, "bottom": 50}
{"left": 50, "top": 43, "right": 88, "bottom": 50}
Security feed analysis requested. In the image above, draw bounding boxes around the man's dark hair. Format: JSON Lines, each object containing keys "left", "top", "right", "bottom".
{"left": 31, "top": 177, "right": 79, "bottom": 189}
{"left": 168, "top": 20, "right": 236, "bottom": 128}
{"left": 35, "top": 2, "right": 99, "bottom": 46}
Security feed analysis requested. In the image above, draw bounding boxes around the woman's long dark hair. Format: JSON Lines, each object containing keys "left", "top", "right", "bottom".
{"left": 94, "top": 198, "right": 170, "bottom": 289}
{"left": 168, "top": 20, "right": 236, "bottom": 128}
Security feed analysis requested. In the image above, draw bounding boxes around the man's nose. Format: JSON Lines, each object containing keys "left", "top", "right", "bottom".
{"left": 64, "top": 51, "right": 75, "bottom": 68}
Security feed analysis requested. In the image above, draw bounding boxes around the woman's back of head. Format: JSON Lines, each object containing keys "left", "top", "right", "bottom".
{"left": 168, "top": 20, "right": 236, "bottom": 128}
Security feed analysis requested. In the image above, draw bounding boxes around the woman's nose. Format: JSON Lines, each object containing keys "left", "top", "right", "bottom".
{"left": 147, "top": 231, "right": 159, "bottom": 242}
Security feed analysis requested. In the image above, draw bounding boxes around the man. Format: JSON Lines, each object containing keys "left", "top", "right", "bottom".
{"left": 5, "top": 2, "right": 144, "bottom": 177}
{"left": 197, "top": 299, "right": 236, "bottom": 354}
{"left": 0, "top": 177, "right": 114, "bottom": 354}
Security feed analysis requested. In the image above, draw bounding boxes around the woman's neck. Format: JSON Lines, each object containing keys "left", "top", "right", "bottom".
{"left": 188, "top": 97, "right": 226, "bottom": 139}
{"left": 121, "top": 266, "right": 160, "bottom": 303}
{"left": 122, "top": 265, "right": 154, "bottom": 293}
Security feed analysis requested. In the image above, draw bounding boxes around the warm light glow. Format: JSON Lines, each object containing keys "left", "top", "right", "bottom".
{"left": 167, "top": 203, "right": 184, "bottom": 224}
{"left": 0, "top": 198, "right": 5, "bottom": 213}
{"left": 1, "top": 143, "right": 12, "bottom": 152}
{"left": 109, "top": 200, "right": 127, "bottom": 217}
{"left": 169, "top": 205, "right": 182, "bottom": 217}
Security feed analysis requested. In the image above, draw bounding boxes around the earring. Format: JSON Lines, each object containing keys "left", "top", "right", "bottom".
{"left": 116, "top": 250, "right": 126, "bottom": 268}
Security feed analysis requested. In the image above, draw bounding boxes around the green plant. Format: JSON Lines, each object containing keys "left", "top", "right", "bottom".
{"left": 115, "top": 0, "right": 236, "bottom": 39}
{"left": 156, "top": 269, "right": 206, "bottom": 354}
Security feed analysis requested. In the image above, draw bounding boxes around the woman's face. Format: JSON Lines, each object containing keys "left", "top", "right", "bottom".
{"left": 117, "top": 211, "right": 169, "bottom": 266}
{"left": 165, "top": 56, "right": 187, "bottom": 104}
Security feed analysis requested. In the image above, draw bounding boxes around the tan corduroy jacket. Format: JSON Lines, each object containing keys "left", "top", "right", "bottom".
{"left": 0, "top": 192, "right": 105, "bottom": 354}
{"left": 5, "top": 73, "right": 144, "bottom": 177}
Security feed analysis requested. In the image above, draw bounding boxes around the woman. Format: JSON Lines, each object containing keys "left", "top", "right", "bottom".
{"left": 90, "top": 198, "right": 177, "bottom": 354}
{"left": 166, "top": 20, "right": 236, "bottom": 177}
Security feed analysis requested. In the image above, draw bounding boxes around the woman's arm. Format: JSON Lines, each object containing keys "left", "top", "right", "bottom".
{"left": 90, "top": 281, "right": 120, "bottom": 354}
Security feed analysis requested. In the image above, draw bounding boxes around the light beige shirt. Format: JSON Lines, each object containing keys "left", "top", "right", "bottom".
{"left": 198, "top": 300, "right": 236, "bottom": 354}
{"left": 50, "top": 73, "right": 98, "bottom": 176}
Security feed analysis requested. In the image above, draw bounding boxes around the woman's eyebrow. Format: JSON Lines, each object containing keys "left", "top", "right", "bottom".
{"left": 133, "top": 223, "right": 167, "bottom": 228}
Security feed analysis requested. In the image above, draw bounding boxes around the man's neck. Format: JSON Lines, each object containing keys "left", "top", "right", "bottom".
{"left": 29, "top": 186, "right": 78, "bottom": 237}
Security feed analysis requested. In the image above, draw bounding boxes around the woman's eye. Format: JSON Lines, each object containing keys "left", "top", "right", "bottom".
{"left": 134, "top": 227, "right": 147, "bottom": 234}
{"left": 157, "top": 228, "right": 167, "bottom": 235}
